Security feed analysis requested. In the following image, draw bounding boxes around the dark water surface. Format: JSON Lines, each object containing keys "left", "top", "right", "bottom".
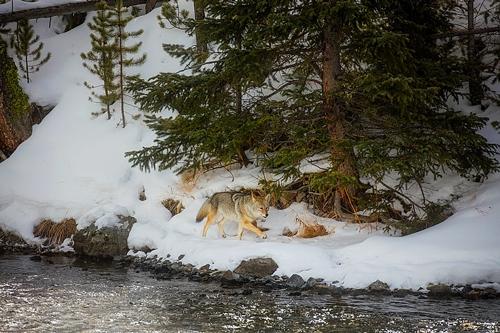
{"left": 0, "top": 255, "right": 499, "bottom": 332}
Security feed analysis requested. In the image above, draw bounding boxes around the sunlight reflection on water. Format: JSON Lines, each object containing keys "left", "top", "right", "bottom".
{"left": 0, "top": 255, "right": 498, "bottom": 333}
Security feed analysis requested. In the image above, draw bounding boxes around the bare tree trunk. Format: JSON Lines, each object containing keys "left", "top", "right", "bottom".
{"left": 322, "top": 23, "right": 359, "bottom": 216}
{"left": 235, "top": 83, "right": 250, "bottom": 167}
{"left": 145, "top": 0, "right": 157, "bottom": 13}
{"left": 194, "top": 0, "right": 207, "bottom": 59}
{"left": 234, "top": 34, "right": 250, "bottom": 167}
{"left": 25, "top": 49, "right": 29, "bottom": 83}
{"left": 118, "top": 3, "right": 125, "bottom": 128}
{"left": 467, "top": 0, "right": 483, "bottom": 105}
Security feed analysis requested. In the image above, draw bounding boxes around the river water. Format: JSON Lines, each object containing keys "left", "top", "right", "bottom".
{"left": 0, "top": 255, "right": 499, "bottom": 332}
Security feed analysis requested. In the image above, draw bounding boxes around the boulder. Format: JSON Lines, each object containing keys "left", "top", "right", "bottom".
{"left": 305, "top": 277, "right": 320, "bottom": 289}
{"left": 368, "top": 280, "right": 390, "bottom": 292}
{"left": 73, "top": 216, "right": 136, "bottom": 259}
{"left": 287, "top": 274, "right": 306, "bottom": 288}
{"left": 234, "top": 257, "right": 278, "bottom": 278}
{"left": 427, "top": 283, "right": 452, "bottom": 297}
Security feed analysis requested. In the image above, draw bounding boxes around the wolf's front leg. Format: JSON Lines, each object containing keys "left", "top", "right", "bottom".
{"left": 242, "top": 220, "right": 267, "bottom": 239}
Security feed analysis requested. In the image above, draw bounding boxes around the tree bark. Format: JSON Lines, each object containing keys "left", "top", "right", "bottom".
{"left": 145, "top": 0, "right": 158, "bottom": 13}
{"left": 322, "top": 23, "right": 359, "bottom": 215}
{"left": 117, "top": 2, "right": 126, "bottom": 128}
{"left": 467, "top": 0, "right": 483, "bottom": 105}
{"left": 194, "top": 0, "right": 208, "bottom": 57}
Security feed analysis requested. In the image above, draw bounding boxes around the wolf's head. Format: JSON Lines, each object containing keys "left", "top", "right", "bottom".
{"left": 248, "top": 192, "right": 271, "bottom": 219}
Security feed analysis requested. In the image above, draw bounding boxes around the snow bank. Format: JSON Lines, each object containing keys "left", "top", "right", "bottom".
{"left": 0, "top": 4, "right": 499, "bottom": 290}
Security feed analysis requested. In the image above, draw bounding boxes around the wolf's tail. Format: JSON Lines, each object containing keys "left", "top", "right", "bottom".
{"left": 195, "top": 200, "right": 211, "bottom": 222}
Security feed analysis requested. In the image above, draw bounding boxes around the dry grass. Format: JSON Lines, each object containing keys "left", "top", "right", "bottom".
{"left": 161, "top": 198, "right": 185, "bottom": 216}
{"left": 179, "top": 168, "right": 202, "bottom": 192}
{"left": 33, "top": 218, "right": 77, "bottom": 245}
{"left": 283, "top": 216, "right": 333, "bottom": 238}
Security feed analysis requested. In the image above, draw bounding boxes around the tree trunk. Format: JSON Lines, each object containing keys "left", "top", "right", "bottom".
{"left": 145, "top": 0, "right": 157, "bottom": 13}
{"left": 25, "top": 49, "right": 29, "bottom": 83}
{"left": 194, "top": 0, "right": 207, "bottom": 53}
{"left": 118, "top": 3, "right": 126, "bottom": 128}
{"left": 322, "top": 24, "right": 359, "bottom": 215}
{"left": 234, "top": 33, "right": 250, "bottom": 167}
{"left": 467, "top": 0, "right": 483, "bottom": 105}
{"left": 0, "top": 41, "right": 37, "bottom": 157}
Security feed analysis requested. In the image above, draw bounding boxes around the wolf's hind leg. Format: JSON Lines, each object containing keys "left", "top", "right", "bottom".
{"left": 217, "top": 218, "right": 227, "bottom": 238}
{"left": 237, "top": 220, "right": 244, "bottom": 240}
{"left": 202, "top": 210, "right": 216, "bottom": 237}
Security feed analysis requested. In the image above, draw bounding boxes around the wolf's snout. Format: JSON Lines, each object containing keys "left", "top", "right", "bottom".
{"left": 264, "top": 213, "right": 268, "bottom": 218}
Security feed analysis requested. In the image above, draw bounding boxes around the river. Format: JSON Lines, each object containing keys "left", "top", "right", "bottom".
{"left": 0, "top": 255, "right": 498, "bottom": 332}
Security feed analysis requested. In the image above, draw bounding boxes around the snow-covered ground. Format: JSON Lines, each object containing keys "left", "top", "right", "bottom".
{"left": 1, "top": 5, "right": 500, "bottom": 291}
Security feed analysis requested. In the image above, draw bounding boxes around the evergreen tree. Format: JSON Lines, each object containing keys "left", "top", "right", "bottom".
{"left": 12, "top": 19, "right": 50, "bottom": 83}
{"left": 127, "top": 0, "right": 498, "bottom": 218}
{"left": 81, "top": 2, "right": 119, "bottom": 119}
{"left": 108, "top": 0, "right": 146, "bottom": 128}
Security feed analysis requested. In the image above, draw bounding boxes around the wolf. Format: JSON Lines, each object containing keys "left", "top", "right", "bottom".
{"left": 195, "top": 192, "right": 270, "bottom": 239}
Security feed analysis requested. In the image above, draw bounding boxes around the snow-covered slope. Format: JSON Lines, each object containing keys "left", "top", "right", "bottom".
{"left": 1, "top": 6, "right": 499, "bottom": 290}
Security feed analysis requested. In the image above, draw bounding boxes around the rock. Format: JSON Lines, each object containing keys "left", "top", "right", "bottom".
{"left": 464, "top": 289, "right": 481, "bottom": 300}
{"left": 0, "top": 228, "right": 35, "bottom": 253}
{"left": 368, "top": 280, "right": 390, "bottom": 292}
{"left": 73, "top": 216, "right": 136, "bottom": 259}
{"left": 242, "top": 289, "right": 253, "bottom": 296}
{"left": 199, "top": 264, "right": 210, "bottom": 272}
{"left": 287, "top": 274, "right": 305, "bottom": 288}
{"left": 427, "top": 283, "right": 452, "bottom": 297}
{"left": 479, "top": 287, "right": 498, "bottom": 299}
{"left": 221, "top": 270, "right": 239, "bottom": 281}
{"left": 170, "top": 262, "right": 182, "bottom": 271}
{"left": 305, "top": 277, "right": 319, "bottom": 289}
{"left": 177, "top": 254, "right": 185, "bottom": 261}
{"left": 288, "top": 291, "right": 301, "bottom": 296}
{"left": 393, "top": 289, "right": 412, "bottom": 297}
{"left": 234, "top": 257, "right": 278, "bottom": 278}
{"left": 30, "top": 255, "right": 42, "bottom": 262}
{"left": 138, "top": 186, "right": 146, "bottom": 201}
{"left": 220, "top": 270, "right": 243, "bottom": 287}
{"left": 310, "top": 284, "right": 333, "bottom": 295}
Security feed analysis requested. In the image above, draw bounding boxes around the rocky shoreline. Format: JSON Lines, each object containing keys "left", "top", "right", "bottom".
{"left": 1, "top": 229, "right": 499, "bottom": 301}
{"left": 124, "top": 255, "right": 500, "bottom": 300}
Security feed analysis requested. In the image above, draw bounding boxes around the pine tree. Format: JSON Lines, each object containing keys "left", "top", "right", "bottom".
{"left": 127, "top": 0, "right": 498, "bottom": 218}
{"left": 81, "top": 2, "right": 119, "bottom": 119}
{"left": 12, "top": 19, "right": 51, "bottom": 83}
{"left": 108, "top": 0, "right": 146, "bottom": 128}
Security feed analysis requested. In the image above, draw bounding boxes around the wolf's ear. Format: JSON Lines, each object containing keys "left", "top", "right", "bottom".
{"left": 265, "top": 193, "right": 271, "bottom": 205}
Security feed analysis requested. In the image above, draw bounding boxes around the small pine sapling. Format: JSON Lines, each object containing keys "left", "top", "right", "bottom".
{"left": 81, "top": 2, "right": 119, "bottom": 119}
{"left": 109, "top": 0, "right": 146, "bottom": 128}
{"left": 12, "top": 19, "right": 51, "bottom": 83}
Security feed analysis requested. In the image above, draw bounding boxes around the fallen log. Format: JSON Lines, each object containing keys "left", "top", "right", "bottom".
{"left": 0, "top": 0, "right": 163, "bottom": 24}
